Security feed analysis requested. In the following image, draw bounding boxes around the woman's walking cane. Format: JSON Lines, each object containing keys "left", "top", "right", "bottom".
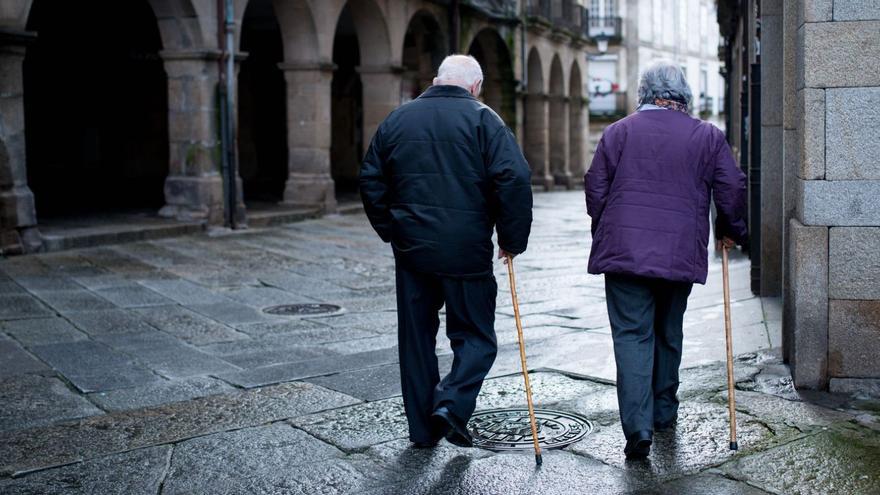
{"left": 506, "top": 254, "right": 543, "bottom": 465}
{"left": 722, "top": 246, "right": 738, "bottom": 451}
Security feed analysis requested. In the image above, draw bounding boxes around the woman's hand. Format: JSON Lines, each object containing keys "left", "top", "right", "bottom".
{"left": 715, "top": 237, "right": 736, "bottom": 251}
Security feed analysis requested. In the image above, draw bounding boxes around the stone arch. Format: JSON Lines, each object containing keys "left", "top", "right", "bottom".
{"left": 338, "top": 0, "right": 392, "bottom": 68}
{"left": 145, "top": 0, "right": 208, "bottom": 51}
{"left": 525, "top": 47, "right": 549, "bottom": 187}
{"left": 569, "top": 59, "right": 586, "bottom": 178}
{"left": 548, "top": 53, "right": 569, "bottom": 186}
{"left": 23, "top": 0, "right": 170, "bottom": 217}
{"left": 272, "top": 0, "right": 319, "bottom": 64}
{"left": 238, "top": 0, "right": 287, "bottom": 203}
{"left": 467, "top": 28, "right": 516, "bottom": 128}
{"left": 401, "top": 9, "right": 445, "bottom": 102}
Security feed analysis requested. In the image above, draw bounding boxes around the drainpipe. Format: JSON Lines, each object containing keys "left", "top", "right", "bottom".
{"left": 218, "top": 0, "right": 238, "bottom": 229}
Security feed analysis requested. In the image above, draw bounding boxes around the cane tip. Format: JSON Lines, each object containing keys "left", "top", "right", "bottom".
{"left": 536, "top": 453, "right": 543, "bottom": 466}
{"left": 730, "top": 441, "right": 738, "bottom": 451}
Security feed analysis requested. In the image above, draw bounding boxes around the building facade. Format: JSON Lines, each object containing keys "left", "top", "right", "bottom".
{"left": 0, "top": 0, "right": 592, "bottom": 254}
{"left": 718, "top": 0, "right": 880, "bottom": 391}
{"left": 586, "top": 0, "right": 724, "bottom": 119}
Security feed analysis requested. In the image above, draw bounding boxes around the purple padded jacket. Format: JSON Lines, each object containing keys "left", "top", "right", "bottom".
{"left": 584, "top": 109, "right": 747, "bottom": 285}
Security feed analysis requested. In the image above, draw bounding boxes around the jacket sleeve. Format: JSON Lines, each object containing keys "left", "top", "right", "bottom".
{"left": 710, "top": 134, "right": 748, "bottom": 245}
{"left": 359, "top": 126, "right": 392, "bottom": 243}
{"left": 584, "top": 133, "right": 616, "bottom": 235}
{"left": 486, "top": 126, "right": 533, "bottom": 255}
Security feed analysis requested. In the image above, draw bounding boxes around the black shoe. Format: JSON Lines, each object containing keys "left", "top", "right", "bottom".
{"left": 431, "top": 406, "right": 473, "bottom": 448}
{"left": 654, "top": 414, "right": 678, "bottom": 432}
{"left": 624, "top": 430, "right": 652, "bottom": 459}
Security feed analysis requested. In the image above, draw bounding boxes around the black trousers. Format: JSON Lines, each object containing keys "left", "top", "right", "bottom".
{"left": 604, "top": 273, "right": 693, "bottom": 439}
{"left": 395, "top": 262, "right": 498, "bottom": 443}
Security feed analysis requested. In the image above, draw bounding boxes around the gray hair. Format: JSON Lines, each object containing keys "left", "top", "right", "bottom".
{"left": 435, "top": 54, "right": 483, "bottom": 88}
{"left": 637, "top": 60, "right": 693, "bottom": 107}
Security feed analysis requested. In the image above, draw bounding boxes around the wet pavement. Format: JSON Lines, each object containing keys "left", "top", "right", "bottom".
{"left": 1, "top": 191, "right": 878, "bottom": 494}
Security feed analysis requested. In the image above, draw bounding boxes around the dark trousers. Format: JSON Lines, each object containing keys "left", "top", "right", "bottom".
{"left": 604, "top": 273, "right": 693, "bottom": 439}
{"left": 395, "top": 262, "right": 498, "bottom": 443}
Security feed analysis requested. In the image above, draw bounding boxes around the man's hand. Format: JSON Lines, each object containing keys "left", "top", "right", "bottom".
{"left": 498, "top": 248, "right": 515, "bottom": 264}
{"left": 715, "top": 237, "right": 736, "bottom": 252}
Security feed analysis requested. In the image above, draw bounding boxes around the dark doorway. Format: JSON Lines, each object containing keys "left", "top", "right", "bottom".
{"left": 239, "top": 0, "right": 287, "bottom": 203}
{"left": 401, "top": 11, "right": 445, "bottom": 103}
{"left": 331, "top": 5, "right": 363, "bottom": 196}
{"left": 24, "top": 0, "right": 168, "bottom": 218}
{"left": 468, "top": 29, "right": 517, "bottom": 130}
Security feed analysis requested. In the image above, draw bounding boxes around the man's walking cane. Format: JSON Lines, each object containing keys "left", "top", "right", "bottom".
{"left": 506, "top": 254, "right": 543, "bottom": 465}
{"left": 722, "top": 246, "right": 738, "bottom": 451}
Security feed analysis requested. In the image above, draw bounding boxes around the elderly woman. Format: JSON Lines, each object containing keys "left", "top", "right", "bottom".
{"left": 585, "top": 61, "right": 747, "bottom": 459}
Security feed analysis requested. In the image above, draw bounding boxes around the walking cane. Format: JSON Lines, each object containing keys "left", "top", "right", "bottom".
{"left": 721, "top": 246, "right": 738, "bottom": 451}
{"left": 506, "top": 254, "right": 543, "bottom": 465}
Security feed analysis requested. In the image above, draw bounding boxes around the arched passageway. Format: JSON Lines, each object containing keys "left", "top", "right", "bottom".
{"left": 23, "top": 0, "right": 168, "bottom": 217}
{"left": 548, "top": 54, "right": 569, "bottom": 186}
{"left": 569, "top": 62, "right": 585, "bottom": 177}
{"left": 331, "top": 4, "right": 364, "bottom": 195}
{"left": 468, "top": 29, "right": 516, "bottom": 128}
{"left": 525, "top": 48, "right": 548, "bottom": 187}
{"left": 402, "top": 10, "right": 445, "bottom": 102}
{"left": 238, "top": 0, "right": 287, "bottom": 203}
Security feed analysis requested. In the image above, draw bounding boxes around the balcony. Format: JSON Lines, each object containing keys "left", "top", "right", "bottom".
{"left": 526, "top": 0, "right": 589, "bottom": 39}
{"left": 587, "top": 15, "right": 622, "bottom": 43}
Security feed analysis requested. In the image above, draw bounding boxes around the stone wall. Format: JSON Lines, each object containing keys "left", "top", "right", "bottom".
{"left": 784, "top": 0, "right": 880, "bottom": 389}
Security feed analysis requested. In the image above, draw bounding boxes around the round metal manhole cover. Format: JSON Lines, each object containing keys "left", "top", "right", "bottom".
{"left": 262, "top": 304, "right": 344, "bottom": 317}
{"left": 469, "top": 408, "right": 593, "bottom": 451}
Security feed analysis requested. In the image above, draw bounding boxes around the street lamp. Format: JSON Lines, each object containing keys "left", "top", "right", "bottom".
{"left": 595, "top": 34, "right": 609, "bottom": 54}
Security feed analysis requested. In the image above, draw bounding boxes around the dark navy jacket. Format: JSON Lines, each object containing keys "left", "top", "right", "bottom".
{"left": 359, "top": 85, "right": 533, "bottom": 278}
{"left": 585, "top": 109, "right": 748, "bottom": 284}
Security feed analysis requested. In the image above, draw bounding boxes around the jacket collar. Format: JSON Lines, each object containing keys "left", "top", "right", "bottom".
{"left": 418, "top": 85, "right": 476, "bottom": 100}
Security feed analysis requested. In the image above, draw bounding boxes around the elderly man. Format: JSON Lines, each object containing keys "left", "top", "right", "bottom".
{"left": 585, "top": 61, "right": 747, "bottom": 459}
{"left": 360, "top": 55, "right": 533, "bottom": 448}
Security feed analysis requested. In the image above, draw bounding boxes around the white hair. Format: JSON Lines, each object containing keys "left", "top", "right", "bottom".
{"left": 434, "top": 54, "right": 483, "bottom": 88}
{"left": 637, "top": 59, "right": 693, "bottom": 107}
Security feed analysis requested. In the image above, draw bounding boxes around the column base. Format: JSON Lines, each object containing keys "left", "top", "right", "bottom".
{"left": 282, "top": 173, "right": 337, "bottom": 212}
{"left": 159, "top": 174, "right": 228, "bottom": 225}
{"left": 0, "top": 186, "right": 42, "bottom": 254}
{"left": 554, "top": 172, "right": 575, "bottom": 190}
{"left": 533, "top": 174, "right": 555, "bottom": 191}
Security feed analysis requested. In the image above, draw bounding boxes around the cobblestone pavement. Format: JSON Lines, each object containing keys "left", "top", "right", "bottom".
{"left": 1, "top": 191, "right": 878, "bottom": 494}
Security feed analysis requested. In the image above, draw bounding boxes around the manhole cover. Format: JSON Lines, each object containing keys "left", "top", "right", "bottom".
{"left": 263, "top": 304, "right": 344, "bottom": 317}
{"left": 469, "top": 408, "right": 593, "bottom": 451}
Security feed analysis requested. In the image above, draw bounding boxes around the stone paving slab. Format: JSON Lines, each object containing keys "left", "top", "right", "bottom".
{"left": 0, "top": 293, "right": 54, "bottom": 320}
{"left": 629, "top": 473, "right": 771, "bottom": 494}
{"left": 92, "top": 285, "right": 174, "bottom": 308}
{"left": 63, "top": 308, "right": 159, "bottom": 336}
{"left": 187, "top": 300, "right": 276, "bottom": 325}
{"left": 363, "top": 449, "right": 649, "bottom": 495}
{"left": 232, "top": 319, "right": 372, "bottom": 341}
{"left": 33, "top": 290, "right": 118, "bottom": 312}
{"left": 96, "top": 331, "right": 240, "bottom": 379}
{"left": 219, "top": 347, "right": 400, "bottom": 388}
{"left": 14, "top": 275, "right": 84, "bottom": 292}
{"left": 0, "top": 340, "right": 49, "bottom": 378}
{"left": 132, "top": 305, "right": 248, "bottom": 346}
{"left": 161, "top": 423, "right": 344, "bottom": 494}
{"left": 0, "top": 446, "right": 171, "bottom": 495}
{"left": 28, "top": 340, "right": 158, "bottom": 392}
{"left": 87, "top": 376, "right": 235, "bottom": 412}
{"left": 0, "top": 381, "right": 360, "bottom": 476}
{"left": 136, "top": 278, "right": 231, "bottom": 305}
{"left": 292, "top": 397, "right": 409, "bottom": 451}
{"left": 0, "top": 374, "right": 103, "bottom": 432}
{"left": 0, "top": 316, "right": 89, "bottom": 345}
{"left": 567, "top": 401, "right": 781, "bottom": 481}
{"left": 721, "top": 425, "right": 880, "bottom": 494}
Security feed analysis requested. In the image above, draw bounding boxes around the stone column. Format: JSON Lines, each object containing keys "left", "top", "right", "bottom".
{"left": 0, "top": 29, "right": 42, "bottom": 254}
{"left": 279, "top": 63, "right": 336, "bottom": 210}
{"left": 569, "top": 95, "right": 588, "bottom": 180}
{"left": 159, "top": 50, "right": 228, "bottom": 224}
{"left": 358, "top": 66, "right": 403, "bottom": 147}
{"left": 525, "top": 93, "right": 553, "bottom": 190}
{"left": 550, "top": 95, "right": 572, "bottom": 189}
